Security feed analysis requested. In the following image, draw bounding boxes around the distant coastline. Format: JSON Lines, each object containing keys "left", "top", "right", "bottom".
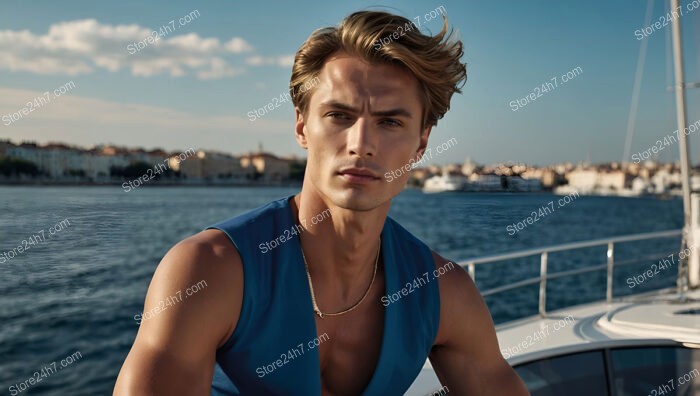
{"left": 0, "top": 138, "right": 691, "bottom": 198}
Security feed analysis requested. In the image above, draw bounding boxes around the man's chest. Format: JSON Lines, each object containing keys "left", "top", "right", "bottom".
{"left": 314, "top": 289, "right": 386, "bottom": 395}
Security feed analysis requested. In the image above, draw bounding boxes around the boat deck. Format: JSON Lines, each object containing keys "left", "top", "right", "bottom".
{"left": 405, "top": 288, "right": 700, "bottom": 395}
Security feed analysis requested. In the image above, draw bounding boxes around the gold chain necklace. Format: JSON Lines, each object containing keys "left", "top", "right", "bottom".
{"left": 301, "top": 237, "right": 380, "bottom": 319}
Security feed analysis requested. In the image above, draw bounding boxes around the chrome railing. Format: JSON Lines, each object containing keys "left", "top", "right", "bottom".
{"left": 460, "top": 229, "right": 682, "bottom": 317}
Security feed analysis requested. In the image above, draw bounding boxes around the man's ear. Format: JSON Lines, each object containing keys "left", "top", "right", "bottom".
{"left": 295, "top": 108, "right": 308, "bottom": 150}
{"left": 415, "top": 125, "right": 432, "bottom": 161}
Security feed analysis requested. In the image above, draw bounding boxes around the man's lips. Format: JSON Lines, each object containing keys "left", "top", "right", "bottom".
{"left": 337, "top": 167, "right": 381, "bottom": 181}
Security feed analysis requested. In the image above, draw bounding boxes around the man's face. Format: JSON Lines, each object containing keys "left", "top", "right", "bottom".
{"left": 295, "top": 51, "right": 431, "bottom": 211}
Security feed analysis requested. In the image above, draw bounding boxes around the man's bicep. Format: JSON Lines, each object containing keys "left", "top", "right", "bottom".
{"left": 115, "top": 338, "right": 216, "bottom": 394}
{"left": 114, "top": 232, "right": 243, "bottom": 394}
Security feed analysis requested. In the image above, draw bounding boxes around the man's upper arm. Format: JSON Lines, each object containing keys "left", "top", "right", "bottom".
{"left": 114, "top": 229, "right": 243, "bottom": 395}
{"left": 428, "top": 251, "right": 530, "bottom": 396}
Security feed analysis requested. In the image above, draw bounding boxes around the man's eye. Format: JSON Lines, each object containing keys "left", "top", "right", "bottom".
{"left": 327, "top": 112, "right": 350, "bottom": 120}
{"left": 380, "top": 118, "right": 402, "bottom": 127}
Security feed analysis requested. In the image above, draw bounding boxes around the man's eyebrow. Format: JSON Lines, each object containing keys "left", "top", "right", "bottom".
{"left": 372, "top": 108, "right": 412, "bottom": 118}
{"left": 319, "top": 100, "right": 413, "bottom": 118}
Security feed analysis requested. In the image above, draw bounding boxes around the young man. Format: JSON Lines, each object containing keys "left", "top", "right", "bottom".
{"left": 114, "top": 10, "right": 529, "bottom": 395}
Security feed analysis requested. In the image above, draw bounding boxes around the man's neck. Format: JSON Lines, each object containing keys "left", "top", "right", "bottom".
{"left": 290, "top": 187, "right": 389, "bottom": 304}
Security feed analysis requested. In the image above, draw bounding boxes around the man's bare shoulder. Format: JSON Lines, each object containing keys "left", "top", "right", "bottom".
{"left": 429, "top": 251, "right": 487, "bottom": 347}
{"left": 165, "top": 228, "right": 242, "bottom": 280}
{"left": 175, "top": 228, "right": 242, "bottom": 267}
{"left": 430, "top": 251, "right": 471, "bottom": 306}
{"left": 145, "top": 228, "right": 244, "bottom": 348}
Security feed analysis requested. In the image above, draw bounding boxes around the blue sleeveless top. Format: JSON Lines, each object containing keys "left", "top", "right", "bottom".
{"left": 206, "top": 195, "right": 440, "bottom": 395}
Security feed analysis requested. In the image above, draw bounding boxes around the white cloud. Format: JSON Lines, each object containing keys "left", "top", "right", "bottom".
{"left": 197, "top": 58, "right": 242, "bottom": 80}
{"left": 245, "top": 55, "right": 295, "bottom": 67}
{"left": 225, "top": 37, "right": 253, "bottom": 53}
{"left": 0, "top": 19, "right": 290, "bottom": 80}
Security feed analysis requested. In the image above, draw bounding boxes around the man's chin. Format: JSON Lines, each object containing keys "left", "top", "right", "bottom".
{"left": 325, "top": 184, "right": 392, "bottom": 212}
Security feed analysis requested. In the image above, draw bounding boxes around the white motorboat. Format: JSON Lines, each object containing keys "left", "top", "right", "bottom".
{"left": 422, "top": 173, "right": 466, "bottom": 193}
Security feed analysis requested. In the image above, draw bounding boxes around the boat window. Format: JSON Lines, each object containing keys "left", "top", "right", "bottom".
{"left": 514, "top": 351, "right": 609, "bottom": 396}
{"left": 610, "top": 346, "right": 700, "bottom": 396}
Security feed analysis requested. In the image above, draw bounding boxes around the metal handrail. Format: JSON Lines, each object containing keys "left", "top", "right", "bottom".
{"left": 479, "top": 252, "right": 676, "bottom": 297}
{"left": 460, "top": 229, "right": 682, "bottom": 317}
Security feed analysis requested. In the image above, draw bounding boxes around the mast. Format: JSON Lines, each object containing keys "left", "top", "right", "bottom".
{"left": 670, "top": 0, "right": 692, "bottom": 296}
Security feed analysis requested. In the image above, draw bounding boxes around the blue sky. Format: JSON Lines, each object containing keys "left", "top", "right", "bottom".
{"left": 1, "top": 0, "right": 699, "bottom": 166}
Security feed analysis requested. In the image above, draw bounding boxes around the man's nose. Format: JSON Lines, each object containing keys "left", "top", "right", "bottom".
{"left": 346, "top": 118, "right": 376, "bottom": 158}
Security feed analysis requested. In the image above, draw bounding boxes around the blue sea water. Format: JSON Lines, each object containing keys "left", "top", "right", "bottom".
{"left": 0, "top": 186, "right": 682, "bottom": 395}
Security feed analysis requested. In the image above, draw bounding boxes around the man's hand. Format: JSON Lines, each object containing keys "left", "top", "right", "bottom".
{"left": 429, "top": 252, "right": 530, "bottom": 395}
{"left": 114, "top": 230, "right": 242, "bottom": 395}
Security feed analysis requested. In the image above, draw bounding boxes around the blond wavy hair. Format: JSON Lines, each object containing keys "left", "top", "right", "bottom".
{"left": 289, "top": 10, "right": 467, "bottom": 128}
